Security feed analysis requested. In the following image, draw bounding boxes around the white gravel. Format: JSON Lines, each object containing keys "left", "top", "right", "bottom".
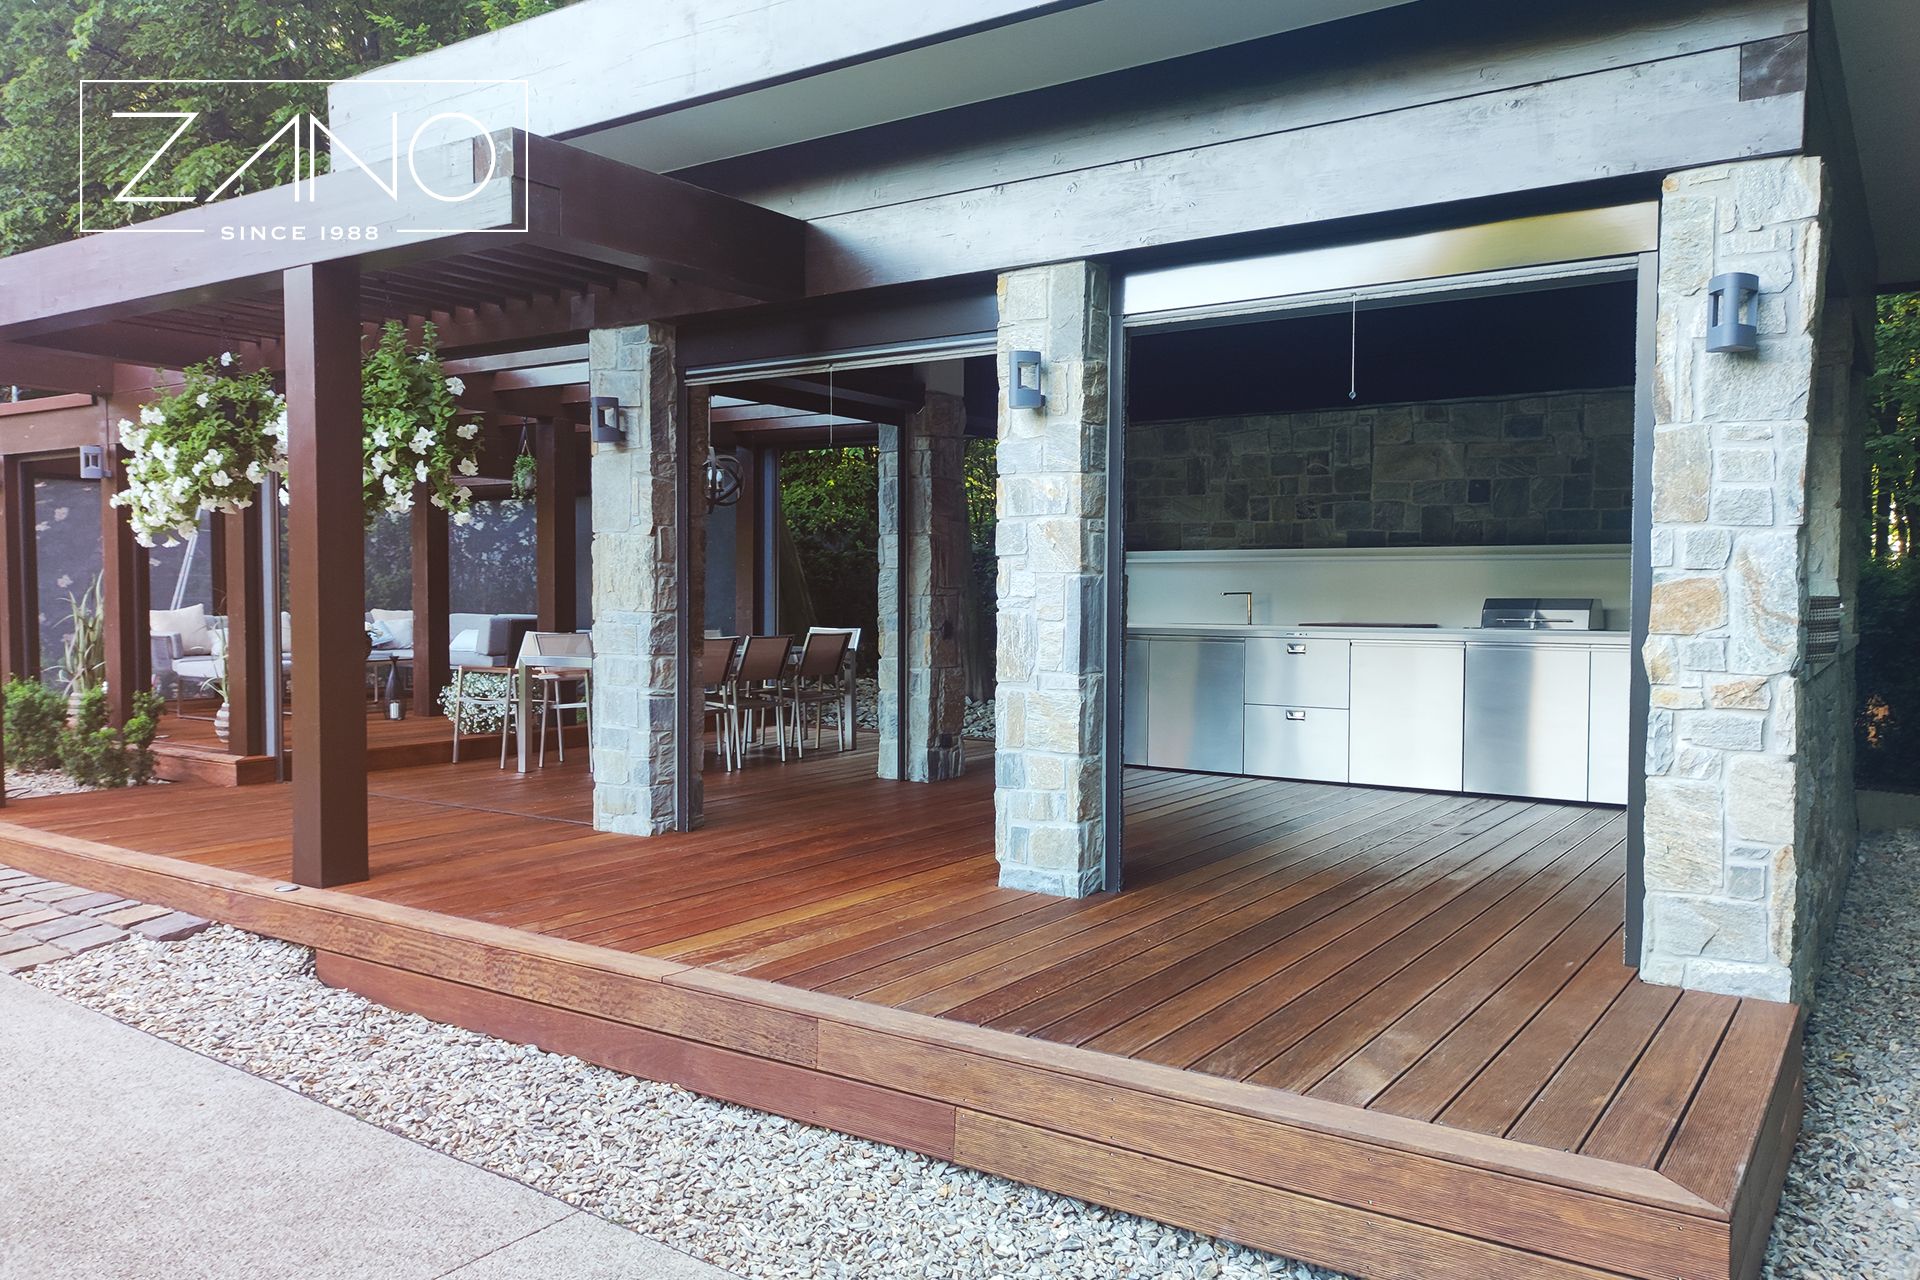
{"left": 848, "top": 677, "right": 996, "bottom": 741}
{"left": 1762, "top": 826, "right": 1920, "bottom": 1279}
{"left": 3, "top": 768, "right": 95, "bottom": 798}
{"left": 24, "top": 926, "right": 1337, "bottom": 1280}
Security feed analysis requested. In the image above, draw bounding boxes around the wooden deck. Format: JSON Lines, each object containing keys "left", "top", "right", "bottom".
{"left": 0, "top": 742, "right": 1800, "bottom": 1280}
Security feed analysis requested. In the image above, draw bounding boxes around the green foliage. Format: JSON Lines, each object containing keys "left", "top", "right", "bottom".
{"left": 1868, "top": 293, "right": 1920, "bottom": 559}
{"left": 115, "top": 357, "right": 285, "bottom": 545}
{"left": 362, "top": 321, "right": 482, "bottom": 525}
{"left": 123, "top": 690, "right": 164, "bottom": 785}
{"left": 0, "top": 0, "right": 566, "bottom": 254}
{"left": 3, "top": 675, "right": 67, "bottom": 770}
{"left": 57, "top": 687, "right": 125, "bottom": 787}
{"left": 512, "top": 450, "right": 538, "bottom": 501}
{"left": 58, "top": 572, "right": 104, "bottom": 698}
{"left": 778, "top": 447, "right": 878, "bottom": 658}
{"left": 1858, "top": 556, "right": 1920, "bottom": 791}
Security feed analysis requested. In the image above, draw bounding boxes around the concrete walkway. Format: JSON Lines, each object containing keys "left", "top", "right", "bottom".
{"left": 0, "top": 975, "right": 736, "bottom": 1280}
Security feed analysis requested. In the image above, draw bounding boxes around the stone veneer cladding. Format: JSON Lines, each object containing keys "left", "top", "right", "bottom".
{"left": 993, "top": 262, "right": 1111, "bottom": 897}
{"left": 878, "top": 388, "right": 969, "bottom": 782}
{"left": 1126, "top": 390, "right": 1634, "bottom": 551}
{"left": 587, "top": 323, "right": 702, "bottom": 836}
{"left": 1641, "top": 156, "right": 1859, "bottom": 1004}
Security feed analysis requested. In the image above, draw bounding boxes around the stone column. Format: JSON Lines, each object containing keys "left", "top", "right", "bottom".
{"left": 1642, "top": 155, "right": 1858, "bottom": 1004}
{"left": 993, "top": 262, "right": 1111, "bottom": 897}
{"left": 878, "top": 386, "right": 969, "bottom": 782}
{"left": 588, "top": 323, "right": 698, "bottom": 835}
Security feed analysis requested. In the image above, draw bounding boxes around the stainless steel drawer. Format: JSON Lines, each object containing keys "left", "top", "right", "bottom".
{"left": 1122, "top": 639, "right": 1150, "bottom": 767}
{"left": 1145, "top": 638, "right": 1245, "bottom": 774}
{"left": 1244, "top": 705, "right": 1349, "bottom": 783}
{"left": 1246, "top": 636, "right": 1350, "bottom": 708}
{"left": 1587, "top": 648, "right": 1630, "bottom": 805}
{"left": 1463, "top": 644, "right": 1591, "bottom": 802}
{"left": 1349, "top": 641, "right": 1464, "bottom": 792}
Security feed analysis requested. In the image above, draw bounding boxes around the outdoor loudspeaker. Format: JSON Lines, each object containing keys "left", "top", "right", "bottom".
{"left": 1706, "top": 272, "right": 1760, "bottom": 354}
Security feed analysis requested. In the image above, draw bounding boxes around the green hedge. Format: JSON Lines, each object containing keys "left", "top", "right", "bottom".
{"left": 1857, "top": 557, "right": 1920, "bottom": 791}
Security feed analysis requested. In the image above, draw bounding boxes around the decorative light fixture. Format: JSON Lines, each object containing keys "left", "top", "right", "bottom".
{"left": 1008, "top": 349, "right": 1046, "bottom": 409}
{"left": 1705, "top": 272, "right": 1760, "bottom": 354}
{"left": 78, "top": 443, "right": 108, "bottom": 480}
{"left": 590, "top": 395, "right": 625, "bottom": 443}
{"left": 703, "top": 446, "right": 742, "bottom": 511}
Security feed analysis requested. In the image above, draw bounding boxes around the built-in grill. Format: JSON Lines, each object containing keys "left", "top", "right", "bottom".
{"left": 1479, "top": 597, "right": 1600, "bottom": 631}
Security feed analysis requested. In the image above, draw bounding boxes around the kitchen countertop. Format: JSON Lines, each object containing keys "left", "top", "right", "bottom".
{"left": 1125, "top": 622, "right": 1632, "bottom": 646}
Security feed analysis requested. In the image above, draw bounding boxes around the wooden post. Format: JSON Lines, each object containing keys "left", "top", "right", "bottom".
{"left": 285, "top": 260, "right": 367, "bottom": 888}
{"left": 208, "top": 514, "right": 230, "bottom": 617}
{"left": 100, "top": 439, "right": 149, "bottom": 725}
{"left": 0, "top": 455, "right": 36, "bottom": 681}
{"left": 535, "top": 418, "right": 578, "bottom": 632}
{"left": 221, "top": 505, "right": 266, "bottom": 757}
{"left": 411, "top": 493, "right": 449, "bottom": 716}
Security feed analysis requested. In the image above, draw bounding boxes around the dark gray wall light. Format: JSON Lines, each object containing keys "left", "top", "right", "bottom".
{"left": 590, "top": 395, "right": 625, "bottom": 443}
{"left": 1706, "top": 272, "right": 1760, "bottom": 353}
{"left": 78, "top": 444, "right": 107, "bottom": 479}
{"left": 1008, "top": 349, "right": 1046, "bottom": 409}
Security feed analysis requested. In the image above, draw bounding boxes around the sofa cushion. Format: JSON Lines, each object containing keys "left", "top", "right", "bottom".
{"left": 150, "top": 604, "right": 213, "bottom": 655}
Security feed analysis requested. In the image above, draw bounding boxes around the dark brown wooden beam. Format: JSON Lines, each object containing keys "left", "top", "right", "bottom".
{"left": 0, "top": 455, "right": 36, "bottom": 681}
{"left": 285, "top": 260, "right": 368, "bottom": 888}
{"left": 221, "top": 505, "right": 266, "bottom": 757}
{"left": 411, "top": 495, "right": 450, "bottom": 718}
{"left": 0, "top": 347, "right": 117, "bottom": 397}
{"left": 536, "top": 419, "right": 578, "bottom": 632}
{"left": 99, "top": 438, "right": 149, "bottom": 724}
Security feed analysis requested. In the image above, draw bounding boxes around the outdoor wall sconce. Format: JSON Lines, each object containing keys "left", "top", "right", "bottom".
{"left": 590, "top": 395, "right": 625, "bottom": 443}
{"left": 703, "top": 446, "right": 742, "bottom": 511}
{"left": 1706, "top": 272, "right": 1760, "bottom": 353}
{"left": 1008, "top": 349, "right": 1046, "bottom": 409}
{"left": 78, "top": 444, "right": 108, "bottom": 479}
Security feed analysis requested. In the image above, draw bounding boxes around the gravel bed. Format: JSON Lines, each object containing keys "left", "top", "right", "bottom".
{"left": 3, "top": 767, "right": 96, "bottom": 798}
{"left": 25, "top": 926, "right": 1338, "bottom": 1280}
{"left": 1761, "top": 826, "right": 1920, "bottom": 1279}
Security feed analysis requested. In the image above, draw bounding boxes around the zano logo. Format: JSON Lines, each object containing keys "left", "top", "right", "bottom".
{"left": 78, "top": 78, "right": 529, "bottom": 240}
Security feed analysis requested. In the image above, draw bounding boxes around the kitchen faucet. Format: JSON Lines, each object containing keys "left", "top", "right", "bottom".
{"left": 1222, "top": 591, "right": 1253, "bottom": 625}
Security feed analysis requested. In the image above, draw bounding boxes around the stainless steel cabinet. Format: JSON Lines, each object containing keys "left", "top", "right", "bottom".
{"left": 1246, "top": 637, "right": 1349, "bottom": 708}
{"left": 1146, "top": 638, "right": 1245, "bottom": 774}
{"left": 1245, "top": 705, "right": 1349, "bottom": 783}
{"left": 1463, "top": 645, "right": 1591, "bottom": 802}
{"left": 1349, "top": 642, "right": 1464, "bottom": 792}
{"left": 1587, "top": 648, "right": 1631, "bottom": 805}
{"left": 1122, "top": 639, "right": 1151, "bottom": 767}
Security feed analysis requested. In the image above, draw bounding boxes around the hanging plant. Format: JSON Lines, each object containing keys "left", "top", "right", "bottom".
{"left": 361, "top": 320, "right": 484, "bottom": 526}
{"left": 511, "top": 447, "right": 537, "bottom": 500}
{"left": 112, "top": 354, "right": 287, "bottom": 547}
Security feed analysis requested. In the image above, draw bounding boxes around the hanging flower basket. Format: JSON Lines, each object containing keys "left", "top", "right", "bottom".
{"left": 362, "top": 320, "right": 484, "bottom": 526}
{"left": 111, "top": 355, "right": 287, "bottom": 547}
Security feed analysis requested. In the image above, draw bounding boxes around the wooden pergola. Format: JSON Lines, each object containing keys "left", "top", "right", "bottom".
{"left": 0, "top": 129, "right": 805, "bottom": 886}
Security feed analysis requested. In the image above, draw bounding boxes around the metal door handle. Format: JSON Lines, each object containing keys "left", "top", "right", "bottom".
{"left": 1285, "top": 709, "right": 1307, "bottom": 721}
{"left": 1286, "top": 643, "right": 1307, "bottom": 655}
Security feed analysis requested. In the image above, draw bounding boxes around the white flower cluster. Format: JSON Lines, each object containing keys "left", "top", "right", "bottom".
{"left": 361, "top": 330, "right": 483, "bottom": 524}
{"left": 111, "top": 366, "right": 288, "bottom": 547}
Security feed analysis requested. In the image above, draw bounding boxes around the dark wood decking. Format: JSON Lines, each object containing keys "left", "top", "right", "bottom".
{"left": 0, "top": 743, "right": 1800, "bottom": 1280}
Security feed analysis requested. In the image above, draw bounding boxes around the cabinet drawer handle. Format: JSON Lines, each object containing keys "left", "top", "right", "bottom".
{"left": 1286, "top": 643, "right": 1307, "bottom": 655}
{"left": 1285, "top": 709, "right": 1307, "bottom": 721}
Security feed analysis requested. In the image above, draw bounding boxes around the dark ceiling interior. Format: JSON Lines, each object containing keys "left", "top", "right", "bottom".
{"left": 1127, "top": 279, "right": 1638, "bottom": 422}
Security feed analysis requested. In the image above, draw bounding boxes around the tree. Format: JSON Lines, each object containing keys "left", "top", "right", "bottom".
{"left": 0, "top": 0, "right": 562, "bottom": 256}
{"left": 1867, "top": 292, "right": 1920, "bottom": 559}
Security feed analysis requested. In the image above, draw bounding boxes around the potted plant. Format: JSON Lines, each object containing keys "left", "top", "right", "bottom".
{"left": 362, "top": 320, "right": 484, "bottom": 526}
{"left": 112, "top": 353, "right": 287, "bottom": 547}
{"left": 58, "top": 573, "right": 106, "bottom": 719}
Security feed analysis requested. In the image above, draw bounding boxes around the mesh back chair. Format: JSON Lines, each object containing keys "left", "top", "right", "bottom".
{"left": 804, "top": 626, "right": 862, "bottom": 749}
{"left": 789, "top": 629, "right": 852, "bottom": 755}
{"left": 520, "top": 631, "right": 594, "bottom": 767}
{"left": 701, "top": 637, "right": 741, "bottom": 771}
{"left": 730, "top": 634, "right": 794, "bottom": 761}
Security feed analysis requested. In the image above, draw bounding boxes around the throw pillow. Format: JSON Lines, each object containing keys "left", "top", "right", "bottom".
{"left": 149, "top": 603, "right": 212, "bottom": 655}
{"left": 450, "top": 627, "right": 480, "bottom": 654}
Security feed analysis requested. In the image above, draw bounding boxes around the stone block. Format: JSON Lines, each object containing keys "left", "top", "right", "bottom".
{"left": 1651, "top": 894, "right": 1772, "bottom": 963}
{"left": 1681, "top": 711, "right": 1765, "bottom": 751}
{"left": 1649, "top": 577, "right": 1726, "bottom": 635}
{"left": 1679, "top": 529, "right": 1732, "bottom": 570}
{"left": 1726, "top": 754, "right": 1795, "bottom": 844}
{"left": 1643, "top": 778, "right": 1725, "bottom": 894}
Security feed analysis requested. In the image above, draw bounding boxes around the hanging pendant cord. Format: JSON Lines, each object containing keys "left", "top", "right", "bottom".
{"left": 1348, "top": 298, "right": 1359, "bottom": 402}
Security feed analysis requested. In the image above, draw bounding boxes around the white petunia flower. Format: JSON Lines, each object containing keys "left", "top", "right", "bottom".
{"left": 409, "top": 427, "right": 433, "bottom": 454}
{"left": 452, "top": 509, "right": 472, "bottom": 526}
{"left": 209, "top": 470, "right": 230, "bottom": 487}
{"left": 195, "top": 392, "right": 210, "bottom": 408}
{"left": 457, "top": 458, "right": 478, "bottom": 476}
{"left": 139, "top": 405, "right": 163, "bottom": 426}
{"left": 220, "top": 351, "right": 234, "bottom": 367}
{"left": 444, "top": 376, "right": 465, "bottom": 397}
{"left": 414, "top": 460, "right": 428, "bottom": 483}
{"left": 456, "top": 421, "right": 479, "bottom": 440}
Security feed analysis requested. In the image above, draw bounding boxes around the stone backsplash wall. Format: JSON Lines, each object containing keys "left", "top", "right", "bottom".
{"left": 1126, "top": 389, "right": 1634, "bottom": 551}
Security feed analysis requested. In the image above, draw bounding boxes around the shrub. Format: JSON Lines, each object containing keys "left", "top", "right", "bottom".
{"left": 1858, "top": 556, "right": 1920, "bottom": 791}
{"left": 124, "top": 690, "right": 164, "bottom": 786}
{"left": 59, "top": 688, "right": 126, "bottom": 788}
{"left": 3, "top": 676, "right": 67, "bottom": 771}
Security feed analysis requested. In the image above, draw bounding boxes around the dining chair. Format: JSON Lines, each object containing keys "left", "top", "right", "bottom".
{"left": 700, "top": 637, "right": 741, "bottom": 770}
{"left": 520, "top": 631, "right": 594, "bottom": 767}
{"left": 804, "top": 626, "right": 861, "bottom": 750}
{"left": 788, "top": 629, "right": 853, "bottom": 755}
{"left": 729, "top": 635, "right": 794, "bottom": 761}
